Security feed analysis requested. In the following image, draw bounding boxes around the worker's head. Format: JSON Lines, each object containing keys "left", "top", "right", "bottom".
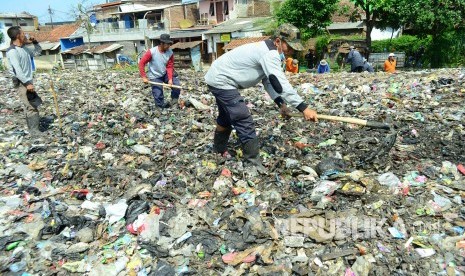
{"left": 7, "top": 26, "right": 25, "bottom": 45}
{"left": 292, "top": 59, "right": 299, "bottom": 65}
{"left": 159, "top": 34, "right": 173, "bottom": 51}
{"left": 350, "top": 46, "right": 355, "bottom": 50}
{"left": 320, "top": 59, "right": 327, "bottom": 66}
{"left": 273, "top": 23, "right": 304, "bottom": 56}
{"left": 388, "top": 53, "right": 395, "bottom": 61}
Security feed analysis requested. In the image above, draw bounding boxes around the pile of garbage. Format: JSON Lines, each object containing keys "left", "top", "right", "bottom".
{"left": 0, "top": 68, "right": 464, "bottom": 275}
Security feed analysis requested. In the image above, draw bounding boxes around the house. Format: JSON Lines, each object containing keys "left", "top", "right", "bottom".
{"left": 203, "top": 16, "right": 271, "bottom": 60}
{"left": 61, "top": 43, "right": 124, "bottom": 70}
{"left": 171, "top": 40, "right": 203, "bottom": 71}
{"left": 0, "top": 12, "right": 38, "bottom": 50}
{"left": 83, "top": 1, "right": 206, "bottom": 57}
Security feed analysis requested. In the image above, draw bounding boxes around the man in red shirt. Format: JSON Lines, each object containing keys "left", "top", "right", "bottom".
{"left": 139, "top": 34, "right": 181, "bottom": 108}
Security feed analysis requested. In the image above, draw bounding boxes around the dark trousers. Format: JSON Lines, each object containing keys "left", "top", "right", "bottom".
{"left": 351, "top": 66, "right": 363, "bottom": 73}
{"left": 209, "top": 85, "right": 256, "bottom": 144}
{"left": 150, "top": 73, "right": 181, "bottom": 107}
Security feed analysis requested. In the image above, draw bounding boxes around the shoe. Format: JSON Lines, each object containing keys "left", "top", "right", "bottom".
{"left": 242, "top": 138, "right": 266, "bottom": 173}
{"left": 170, "top": 98, "right": 179, "bottom": 108}
{"left": 213, "top": 128, "right": 232, "bottom": 154}
{"left": 26, "top": 113, "right": 42, "bottom": 137}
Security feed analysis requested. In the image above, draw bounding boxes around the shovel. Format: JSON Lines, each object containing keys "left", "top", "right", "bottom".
{"left": 289, "top": 112, "right": 396, "bottom": 165}
{"left": 148, "top": 81, "right": 183, "bottom": 90}
{"left": 289, "top": 113, "right": 391, "bottom": 130}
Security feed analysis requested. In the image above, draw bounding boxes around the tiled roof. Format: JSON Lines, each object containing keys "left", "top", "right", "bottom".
{"left": 26, "top": 24, "right": 80, "bottom": 43}
{"left": 223, "top": 36, "right": 270, "bottom": 50}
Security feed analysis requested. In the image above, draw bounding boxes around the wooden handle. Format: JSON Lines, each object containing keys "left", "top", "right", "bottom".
{"left": 148, "top": 81, "right": 183, "bottom": 90}
{"left": 289, "top": 113, "right": 390, "bottom": 129}
{"left": 317, "top": 114, "right": 368, "bottom": 126}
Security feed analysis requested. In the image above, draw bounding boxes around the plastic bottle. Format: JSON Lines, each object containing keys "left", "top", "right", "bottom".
{"left": 41, "top": 200, "right": 51, "bottom": 219}
{"left": 9, "top": 261, "right": 27, "bottom": 273}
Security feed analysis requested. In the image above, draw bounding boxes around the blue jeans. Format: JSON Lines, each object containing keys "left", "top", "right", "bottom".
{"left": 150, "top": 73, "right": 181, "bottom": 107}
{"left": 208, "top": 85, "right": 256, "bottom": 144}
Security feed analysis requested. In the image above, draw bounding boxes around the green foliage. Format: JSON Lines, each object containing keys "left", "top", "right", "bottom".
{"left": 315, "top": 36, "right": 330, "bottom": 55}
{"left": 275, "top": 0, "right": 338, "bottom": 40}
{"left": 371, "top": 35, "right": 431, "bottom": 55}
{"left": 371, "top": 31, "right": 465, "bottom": 67}
{"left": 0, "top": 32, "right": 3, "bottom": 44}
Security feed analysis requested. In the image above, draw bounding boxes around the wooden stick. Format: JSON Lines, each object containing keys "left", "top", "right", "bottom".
{"left": 49, "top": 80, "right": 63, "bottom": 135}
{"left": 148, "top": 81, "right": 183, "bottom": 90}
{"left": 289, "top": 113, "right": 390, "bottom": 130}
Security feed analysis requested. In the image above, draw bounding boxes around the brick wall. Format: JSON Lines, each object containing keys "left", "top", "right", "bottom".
{"left": 165, "top": 4, "right": 197, "bottom": 29}
{"left": 251, "top": 0, "right": 271, "bottom": 16}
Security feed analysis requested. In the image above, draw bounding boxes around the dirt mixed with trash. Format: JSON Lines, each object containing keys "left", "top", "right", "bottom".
{"left": 0, "top": 68, "right": 464, "bottom": 275}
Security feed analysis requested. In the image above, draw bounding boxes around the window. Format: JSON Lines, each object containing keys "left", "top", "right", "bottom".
{"left": 20, "top": 23, "right": 27, "bottom": 27}
{"left": 209, "top": 2, "right": 215, "bottom": 16}
{"left": 224, "top": 1, "right": 229, "bottom": 15}
{"left": 5, "top": 23, "right": 13, "bottom": 27}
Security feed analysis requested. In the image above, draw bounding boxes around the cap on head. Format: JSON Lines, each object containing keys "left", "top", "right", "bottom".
{"left": 349, "top": 46, "right": 354, "bottom": 50}
{"left": 389, "top": 53, "right": 395, "bottom": 57}
{"left": 274, "top": 23, "right": 304, "bottom": 51}
{"left": 292, "top": 59, "right": 299, "bottom": 65}
{"left": 159, "top": 33, "right": 173, "bottom": 44}
{"left": 320, "top": 59, "right": 327, "bottom": 66}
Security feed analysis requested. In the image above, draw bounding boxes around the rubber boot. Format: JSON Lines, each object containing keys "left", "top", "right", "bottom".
{"left": 213, "top": 128, "right": 232, "bottom": 154}
{"left": 242, "top": 138, "right": 266, "bottom": 173}
{"left": 170, "top": 98, "right": 179, "bottom": 109}
{"left": 26, "top": 113, "right": 42, "bottom": 136}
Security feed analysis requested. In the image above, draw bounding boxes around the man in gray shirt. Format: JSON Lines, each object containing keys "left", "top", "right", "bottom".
{"left": 205, "top": 23, "right": 318, "bottom": 170}
{"left": 346, "top": 46, "right": 364, "bottom": 73}
{"left": 6, "top": 26, "right": 43, "bottom": 136}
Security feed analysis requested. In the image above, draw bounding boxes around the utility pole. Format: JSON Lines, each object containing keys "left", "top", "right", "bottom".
{"left": 48, "top": 5, "right": 54, "bottom": 29}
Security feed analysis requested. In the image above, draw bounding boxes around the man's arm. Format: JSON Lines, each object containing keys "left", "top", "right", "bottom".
{"left": 260, "top": 51, "right": 307, "bottom": 112}
{"left": 166, "top": 54, "right": 174, "bottom": 84}
{"left": 138, "top": 50, "right": 152, "bottom": 82}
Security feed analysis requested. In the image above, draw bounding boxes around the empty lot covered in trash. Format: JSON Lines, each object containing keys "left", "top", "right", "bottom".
{"left": 0, "top": 68, "right": 464, "bottom": 275}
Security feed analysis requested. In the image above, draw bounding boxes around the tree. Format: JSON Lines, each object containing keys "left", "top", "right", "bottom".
{"left": 392, "top": 0, "right": 465, "bottom": 67}
{"left": 71, "top": 0, "right": 95, "bottom": 48}
{"left": 0, "top": 32, "right": 3, "bottom": 45}
{"left": 348, "top": 0, "right": 402, "bottom": 51}
{"left": 275, "top": 0, "right": 339, "bottom": 40}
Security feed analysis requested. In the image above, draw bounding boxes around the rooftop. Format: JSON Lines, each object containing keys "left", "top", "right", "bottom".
{"left": 25, "top": 24, "right": 80, "bottom": 42}
{"left": 0, "top": 12, "right": 36, "bottom": 19}
{"left": 62, "top": 43, "right": 124, "bottom": 55}
{"left": 223, "top": 36, "right": 269, "bottom": 51}
{"left": 204, "top": 17, "right": 271, "bottom": 35}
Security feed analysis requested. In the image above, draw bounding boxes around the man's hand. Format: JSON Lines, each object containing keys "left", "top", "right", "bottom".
{"left": 142, "top": 77, "right": 149, "bottom": 83}
{"left": 303, "top": 107, "right": 318, "bottom": 122}
{"left": 30, "top": 36, "right": 37, "bottom": 44}
{"left": 26, "top": 84, "right": 34, "bottom": 92}
{"left": 279, "top": 103, "right": 291, "bottom": 119}
{"left": 168, "top": 79, "right": 173, "bottom": 86}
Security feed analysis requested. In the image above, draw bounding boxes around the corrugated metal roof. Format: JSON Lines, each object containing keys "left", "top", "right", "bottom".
{"left": 171, "top": 40, "right": 202, "bottom": 50}
{"left": 223, "top": 36, "right": 269, "bottom": 50}
{"left": 62, "top": 43, "right": 123, "bottom": 55}
{"left": 326, "top": 21, "right": 364, "bottom": 30}
{"left": 111, "top": 3, "right": 181, "bottom": 14}
{"left": 0, "top": 12, "right": 36, "bottom": 19}
{"left": 204, "top": 17, "right": 270, "bottom": 35}
{"left": 35, "top": 42, "right": 61, "bottom": 51}
{"left": 169, "top": 29, "right": 209, "bottom": 39}
{"left": 92, "top": 43, "right": 124, "bottom": 54}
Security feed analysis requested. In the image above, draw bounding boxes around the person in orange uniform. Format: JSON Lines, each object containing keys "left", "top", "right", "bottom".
{"left": 384, "top": 53, "right": 397, "bottom": 73}
{"left": 285, "top": 57, "right": 299, "bottom": 73}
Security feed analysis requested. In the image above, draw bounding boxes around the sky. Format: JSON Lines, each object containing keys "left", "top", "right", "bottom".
{"left": 0, "top": 0, "right": 99, "bottom": 24}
